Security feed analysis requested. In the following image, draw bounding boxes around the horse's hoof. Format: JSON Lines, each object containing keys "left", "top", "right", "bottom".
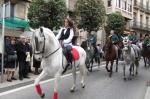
{"left": 41, "top": 93, "right": 45, "bottom": 98}
{"left": 70, "top": 89, "right": 75, "bottom": 93}
{"left": 81, "top": 84, "right": 85, "bottom": 88}
{"left": 131, "top": 74, "right": 134, "bottom": 76}
{"left": 136, "top": 72, "right": 138, "bottom": 75}
{"left": 109, "top": 73, "right": 112, "bottom": 78}
{"left": 123, "top": 78, "right": 127, "bottom": 81}
{"left": 128, "top": 77, "right": 132, "bottom": 80}
{"left": 70, "top": 87, "right": 75, "bottom": 93}
{"left": 116, "top": 70, "right": 118, "bottom": 72}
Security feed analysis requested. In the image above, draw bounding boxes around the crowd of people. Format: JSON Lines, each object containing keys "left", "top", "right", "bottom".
{"left": 4, "top": 36, "right": 41, "bottom": 82}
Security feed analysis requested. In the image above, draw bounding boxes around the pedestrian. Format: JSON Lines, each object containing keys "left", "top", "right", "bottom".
{"left": 96, "top": 44, "right": 103, "bottom": 58}
{"left": 25, "top": 38, "right": 33, "bottom": 73}
{"left": 33, "top": 57, "right": 41, "bottom": 75}
{"left": 5, "top": 38, "right": 17, "bottom": 82}
{"left": 16, "top": 36, "right": 30, "bottom": 80}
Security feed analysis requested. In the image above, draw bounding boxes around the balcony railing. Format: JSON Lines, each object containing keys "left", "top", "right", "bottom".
{"left": 132, "top": 21, "right": 150, "bottom": 32}
{"left": 134, "top": 2, "right": 150, "bottom": 14}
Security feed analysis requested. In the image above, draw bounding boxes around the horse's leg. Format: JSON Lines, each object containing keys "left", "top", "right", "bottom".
{"left": 109, "top": 60, "right": 114, "bottom": 77}
{"left": 144, "top": 57, "right": 147, "bottom": 67}
{"left": 116, "top": 58, "right": 118, "bottom": 72}
{"left": 132, "top": 64, "right": 135, "bottom": 76}
{"left": 106, "top": 61, "right": 110, "bottom": 72}
{"left": 53, "top": 73, "right": 61, "bottom": 99}
{"left": 135, "top": 60, "right": 139, "bottom": 75}
{"left": 79, "top": 64, "right": 86, "bottom": 89}
{"left": 129, "top": 63, "right": 132, "bottom": 80}
{"left": 91, "top": 58, "right": 94, "bottom": 72}
{"left": 123, "top": 62, "right": 126, "bottom": 80}
{"left": 70, "top": 65, "right": 76, "bottom": 92}
{"left": 34, "top": 70, "right": 47, "bottom": 98}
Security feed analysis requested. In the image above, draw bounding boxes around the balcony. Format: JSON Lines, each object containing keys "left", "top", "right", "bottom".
{"left": 134, "top": 2, "right": 150, "bottom": 14}
{"left": 107, "top": 7, "right": 133, "bottom": 20}
{"left": 132, "top": 21, "right": 150, "bottom": 32}
{"left": 4, "top": 0, "right": 31, "bottom": 4}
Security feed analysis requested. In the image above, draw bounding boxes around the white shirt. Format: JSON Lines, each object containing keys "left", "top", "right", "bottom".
{"left": 56, "top": 27, "right": 74, "bottom": 46}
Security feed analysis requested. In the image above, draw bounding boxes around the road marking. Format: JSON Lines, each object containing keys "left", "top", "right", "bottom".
{"left": 0, "top": 64, "right": 106, "bottom": 96}
{"left": 144, "top": 87, "right": 150, "bottom": 99}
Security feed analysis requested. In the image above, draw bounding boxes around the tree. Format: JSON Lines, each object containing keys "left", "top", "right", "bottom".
{"left": 75, "top": 0, "right": 106, "bottom": 32}
{"left": 106, "top": 12, "right": 126, "bottom": 36}
{"left": 28, "top": 0, "right": 67, "bottom": 30}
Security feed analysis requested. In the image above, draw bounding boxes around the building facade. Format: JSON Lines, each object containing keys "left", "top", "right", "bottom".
{"left": 132, "top": 0, "right": 150, "bottom": 37}
{"left": 0, "top": 0, "right": 30, "bottom": 37}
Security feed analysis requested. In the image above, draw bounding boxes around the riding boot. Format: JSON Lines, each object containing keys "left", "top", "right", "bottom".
{"left": 62, "top": 52, "right": 72, "bottom": 75}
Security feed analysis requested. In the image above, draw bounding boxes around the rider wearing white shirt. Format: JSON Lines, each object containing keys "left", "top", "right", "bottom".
{"left": 56, "top": 18, "right": 75, "bottom": 73}
{"left": 56, "top": 27, "right": 74, "bottom": 47}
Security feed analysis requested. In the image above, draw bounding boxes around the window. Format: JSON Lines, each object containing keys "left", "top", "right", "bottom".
{"left": 108, "top": 0, "right": 112, "bottom": 7}
{"left": 146, "top": 17, "right": 149, "bottom": 26}
{"left": 140, "top": 15, "right": 143, "bottom": 27}
{"left": 116, "top": 0, "right": 121, "bottom": 8}
{"left": 133, "top": 12, "right": 137, "bottom": 21}
{"left": 134, "top": 0, "right": 137, "bottom": 6}
{"left": 128, "top": 0, "right": 132, "bottom": 12}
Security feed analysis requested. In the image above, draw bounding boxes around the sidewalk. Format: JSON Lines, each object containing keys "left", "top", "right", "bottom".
{"left": 0, "top": 71, "right": 39, "bottom": 93}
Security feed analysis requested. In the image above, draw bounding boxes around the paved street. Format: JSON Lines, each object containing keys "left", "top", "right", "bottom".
{"left": 0, "top": 60, "right": 150, "bottom": 99}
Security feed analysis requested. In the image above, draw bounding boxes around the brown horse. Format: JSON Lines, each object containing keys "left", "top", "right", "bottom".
{"left": 141, "top": 44, "right": 150, "bottom": 67}
{"left": 103, "top": 37, "right": 118, "bottom": 77}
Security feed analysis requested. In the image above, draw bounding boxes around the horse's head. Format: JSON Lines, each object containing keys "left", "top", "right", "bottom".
{"left": 31, "top": 27, "right": 59, "bottom": 61}
{"left": 122, "top": 36, "right": 131, "bottom": 52}
{"left": 31, "top": 27, "right": 46, "bottom": 61}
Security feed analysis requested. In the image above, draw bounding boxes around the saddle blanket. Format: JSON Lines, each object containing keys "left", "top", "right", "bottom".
{"left": 71, "top": 48, "right": 80, "bottom": 60}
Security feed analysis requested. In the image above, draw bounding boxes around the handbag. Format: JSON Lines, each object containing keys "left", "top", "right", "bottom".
{"left": 7, "top": 54, "right": 17, "bottom": 62}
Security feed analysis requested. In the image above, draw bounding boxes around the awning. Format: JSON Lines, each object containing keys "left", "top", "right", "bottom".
{"left": 0, "top": 17, "right": 30, "bottom": 29}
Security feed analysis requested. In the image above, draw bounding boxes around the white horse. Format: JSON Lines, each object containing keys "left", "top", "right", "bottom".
{"left": 122, "top": 36, "right": 140, "bottom": 80}
{"left": 31, "top": 27, "right": 87, "bottom": 99}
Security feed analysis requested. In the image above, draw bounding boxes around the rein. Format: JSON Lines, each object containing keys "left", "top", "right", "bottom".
{"left": 34, "top": 32, "right": 61, "bottom": 59}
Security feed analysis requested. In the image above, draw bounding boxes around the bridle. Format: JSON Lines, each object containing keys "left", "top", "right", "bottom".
{"left": 33, "top": 31, "right": 60, "bottom": 59}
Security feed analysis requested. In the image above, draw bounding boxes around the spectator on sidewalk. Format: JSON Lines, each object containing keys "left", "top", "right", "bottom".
{"left": 25, "top": 38, "right": 33, "bottom": 73}
{"left": 5, "top": 38, "right": 17, "bottom": 82}
{"left": 33, "top": 57, "right": 41, "bottom": 75}
{"left": 16, "top": 36, "right": 30, "bottom": 80}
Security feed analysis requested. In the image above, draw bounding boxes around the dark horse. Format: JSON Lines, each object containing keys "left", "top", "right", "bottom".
{"left": 103, "top": 37, "right": 118, "bottom": 77}
{"left": 141, "top": 44, "right": 150, "bottom": 67}
{"left": 81, "top": 40, "right": 100, "bottom": 72}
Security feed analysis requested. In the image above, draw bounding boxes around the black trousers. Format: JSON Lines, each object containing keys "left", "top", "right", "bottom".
{"left": 19, "top": 61, "right": 29, "bottom": 78}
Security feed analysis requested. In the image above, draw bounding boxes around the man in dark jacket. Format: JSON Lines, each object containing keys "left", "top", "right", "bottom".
{"left": 16, "top": 36, "right": 30, "bottom": 80}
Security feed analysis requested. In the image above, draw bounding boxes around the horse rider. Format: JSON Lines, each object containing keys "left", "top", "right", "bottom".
{"left": 109, "top": 30, "right": 119, "bottom": 58}
{"left": 87, "top": 31, "right": 98, "bottom": 55}
{"left": 128, "top": 29, "right": 140, "bottom": 60}
{"left": 143, "top": 34, "right": 150, "bottom": 51}
{"left": 56, "top": 18, "right": 74, "bottom": 72}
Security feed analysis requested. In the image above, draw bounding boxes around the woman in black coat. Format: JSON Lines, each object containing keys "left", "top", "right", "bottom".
{"left": 5, "top": 38, "right": 17, "bottom": 82}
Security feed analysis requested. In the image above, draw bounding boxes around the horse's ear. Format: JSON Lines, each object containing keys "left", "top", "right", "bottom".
{"left": 40, "top": 27, "right": 43, "bottom": 33}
